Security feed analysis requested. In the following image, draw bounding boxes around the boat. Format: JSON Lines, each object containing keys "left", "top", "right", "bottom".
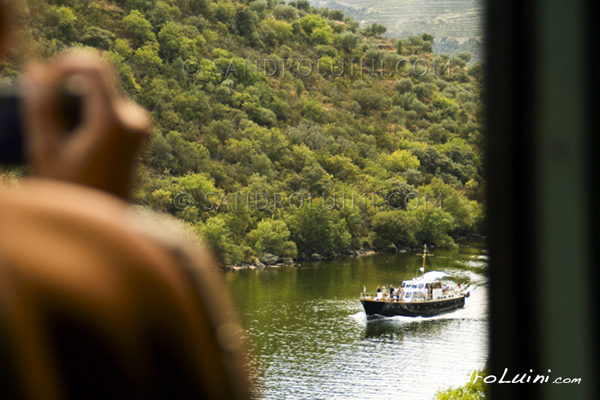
{"left": 360, "top": 245, "right": 469, "bottom": 318}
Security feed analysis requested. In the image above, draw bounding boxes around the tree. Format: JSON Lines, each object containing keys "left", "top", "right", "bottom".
{"left": 289, "top": 206, "right": 351, "bottom": 256}
{"left": 395, "top": 78, "right": 413, "bottom": 94}
{"left": 384, "top": 150, "right": 420, "bottom": 172}
{"left": 157, "top": 21, "right": 185, "bottom": 61}
{"left": 132, "top": 43, "right": 162, "bottom": 77}
{"left": 422, "top": 33, "right": 434, "bottom": 42}
{"left": 339, "top": 31, "right": 359, "bottom": 51}
{"left": 372, "top": 210, "right": 418, "bottom": 247}
{"left": 260, "top": 19, "right": 293, "bottom": 44}
{"left": 148, "top": 2, "right": 182, "bottom": 31}
{"left": 311, "top": 26, "right": 334, "bottom": 45}
{"left": 164, "top": 131, "right": 210, "bottom": 174}
{"left": 353, "top": 89, "right": 391, "bottom": 114}
{"left": 234, "top": 6, "right": 258, "bottom": 39}
{"left": 300, "top": 97, "right": 325, "bottom": 122}
{"left": 249, "top": 0, "right": 268, "bottom": 14}
{"left": 411, "top": 208, "right": 455, "bottom": 246}
{"left": 396, "top": 39, "right": 404, "bottom": 54}
{"left": 299, "top": 161, "right": 332, "bottom": 194}
{"left": 124, "top": 0, "right": 156, "bottom": 12}
{"left": 273, "top": 5, "right": 298, "bottom": 21}
{"left": 298, "top": 14, "right": 328, "bottom": 35}
{"left": 80, "top": 27, "right": 115, "bottom": 50}
{"left": 122, "top": 10, "right": 156, "bottom": 48}
{"left": 330, "top": 10, "right": 344, "bottom": 21}
{"left": 367, "top": 23, "right": 387, "bottom": 37}
{"left": 468, "top": 61, "right": 485, "bottom": 82}
{"left": 292, "top": 0, "right": 311, "bottom": 12}
{"left": 211, "top": 1, "right": 236, "bottom": 26}
{"left": 47, "top": 6, "right": 77, "bottom": 43}
{"left": 457, "top": 51, "right": 472, "bottom": 63}
{"left": 199, "top": 216, "right": 244, "bottom": 265}
{"left": 247, "top": 219, "right": 297, "bottom": 257}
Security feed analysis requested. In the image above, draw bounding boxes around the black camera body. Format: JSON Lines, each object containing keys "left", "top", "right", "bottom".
{"left": 0, "top": 86, "right": 82, "bottom": 165}
{"left": 0, "top": 90, "right": 26, "bottom": 164}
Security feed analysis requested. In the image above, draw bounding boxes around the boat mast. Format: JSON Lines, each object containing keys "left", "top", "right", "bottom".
{"left": 418, "top": 244, "right": 433, "bottom": 276}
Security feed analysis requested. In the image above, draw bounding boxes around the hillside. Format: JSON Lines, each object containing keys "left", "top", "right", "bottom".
{"left": 1, "top": 0, "right": 485, "bottom": 267}
{"left": 312, "top": 0, "right": 484, "bottom": 58}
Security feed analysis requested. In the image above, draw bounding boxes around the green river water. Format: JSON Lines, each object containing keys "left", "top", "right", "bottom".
{"left": 225, "top": 242, "right": 488, "bottom": 399}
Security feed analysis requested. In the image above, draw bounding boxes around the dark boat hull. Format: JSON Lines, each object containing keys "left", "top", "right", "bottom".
{"left": 361, "top": 296, "right": 466, "bottom": 318}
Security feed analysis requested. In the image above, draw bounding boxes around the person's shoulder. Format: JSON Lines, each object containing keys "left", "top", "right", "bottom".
{"left": 0, "top": 178, "right": 137, "bottom": 225}
{"left": 0, "top": 179, "right": 250, "bottom": 399}
{"left": 0, "top": 178, "right": 202, "bottom": 293}
{"left": 0, "top": 179, "right": 228, "bottom": 305}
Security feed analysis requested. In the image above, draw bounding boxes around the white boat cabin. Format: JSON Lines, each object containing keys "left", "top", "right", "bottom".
{"left": 362, "top": 271, "right": 462, "bottom": 303}
{"left": 400, "top": 271, "right": 456, "bottom": 302}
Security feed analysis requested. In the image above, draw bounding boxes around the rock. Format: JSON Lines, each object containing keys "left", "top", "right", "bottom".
{"left": 282, "top": 257, "right": 294, "bottom": 266}
{"left": 310, "top": 253, "right": 324, "bottom": 261}
{"left": 260, "top": 252, "right": 280, "bottom": 265}
{"left": 252, "top": 257, "right": 266, "bottom": 268}
{"left": 385, "top": 244, "right": 398, "bottom": 253}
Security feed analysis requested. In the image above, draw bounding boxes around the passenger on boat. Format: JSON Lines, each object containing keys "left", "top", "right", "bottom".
{"left": 388, "top": 285, "right": 395, "bottom": 300}
{"left": 376, "top": 285, "right": 383, "bottom": 300}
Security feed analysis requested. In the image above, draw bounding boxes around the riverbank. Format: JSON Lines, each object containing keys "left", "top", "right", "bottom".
{"left": 223, "top": 235, "right": 486, "bottom": 271}
{"left": 224, "top": 248, "right": 383, "bottom": 271}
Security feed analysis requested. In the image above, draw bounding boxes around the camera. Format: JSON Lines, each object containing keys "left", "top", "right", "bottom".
{"left": 0, "top": 85, "right": 82, "bottom": 165}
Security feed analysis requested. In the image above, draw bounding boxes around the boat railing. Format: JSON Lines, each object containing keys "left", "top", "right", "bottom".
{"left": 360, "top": 292, "right": 378, "bottom": 300}
{"left": 362, "top": 288, "right": 466, "bottom": 302}
{"left": 360, "top": 292, "right": 402, "bottom": 301}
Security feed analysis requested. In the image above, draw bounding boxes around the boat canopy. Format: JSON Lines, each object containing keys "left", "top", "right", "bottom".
{"left": 419, "top": 271, "right": 452, "bottom": 282}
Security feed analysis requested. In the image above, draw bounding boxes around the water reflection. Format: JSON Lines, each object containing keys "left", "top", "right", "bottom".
{"left": 363, "top": 318, "right": 453, "bottom": 339}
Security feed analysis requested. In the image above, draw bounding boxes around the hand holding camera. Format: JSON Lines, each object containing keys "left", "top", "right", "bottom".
{"left": 0, "top": 49, "right": 150, "bottom": 199}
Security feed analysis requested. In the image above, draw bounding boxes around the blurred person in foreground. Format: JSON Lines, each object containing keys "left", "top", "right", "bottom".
{"left": 0, "top": 3, "right": 250, "bottom": 400}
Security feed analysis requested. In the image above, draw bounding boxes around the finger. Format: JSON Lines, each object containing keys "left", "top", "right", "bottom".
{"left": 55, "top": 50, "right": 120, "bottom": 98}
{"left": 46, "top": 52, "right": 123, "bottom": 156}
{"left": 114, "top": 99, "right": 151, "bottom": 138}
{"left": 22, "top": 51, "right": 118, "bottom": 145}
{"left": 21, "top": 62, "right": 69, "bottom": 166}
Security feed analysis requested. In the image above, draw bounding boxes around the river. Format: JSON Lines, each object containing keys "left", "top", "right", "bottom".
{"left": 225, "top": 242, "right": 488, "bottom": 400}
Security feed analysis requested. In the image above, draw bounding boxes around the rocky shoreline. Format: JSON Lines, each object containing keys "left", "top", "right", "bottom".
{"left": 223, "top": 234, "right": 485, "bottom": 271}
{"left": 223, "top": 245, "right": 413, "bottom": 271}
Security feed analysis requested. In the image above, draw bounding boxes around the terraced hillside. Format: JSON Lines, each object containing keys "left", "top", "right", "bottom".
{"left": 313, "top": 0, "right": 484, "bottom": 58}
{"left": 315, "top": 0, "right": 483, "bottom": 39}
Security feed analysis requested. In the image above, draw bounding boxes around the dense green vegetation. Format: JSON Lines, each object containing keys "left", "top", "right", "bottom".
{"left": 435, "top": 368, "right": 487, "bottom": 399}
{"left": 1, "top": 0, "right": 485, "bottom": 266}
